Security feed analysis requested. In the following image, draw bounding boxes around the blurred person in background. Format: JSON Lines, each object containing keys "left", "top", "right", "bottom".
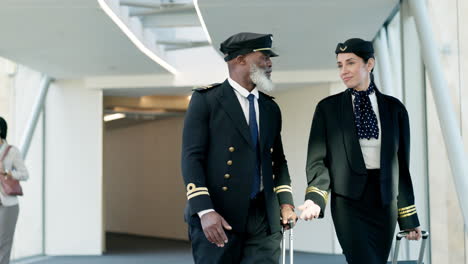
{"left": 0, "top": 116, "right": 29, "bottom": 264}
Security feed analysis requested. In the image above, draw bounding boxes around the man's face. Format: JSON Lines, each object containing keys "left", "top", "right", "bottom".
{"left": 244, "top": 52, "right": 272, "bottom": 79}
{"left": 244, "top": 52, "right": 275, "bottom": 92}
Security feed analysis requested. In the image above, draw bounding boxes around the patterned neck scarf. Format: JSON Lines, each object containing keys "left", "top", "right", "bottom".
{"left": 349, "top": 82, "right": 379, "bottom": 140}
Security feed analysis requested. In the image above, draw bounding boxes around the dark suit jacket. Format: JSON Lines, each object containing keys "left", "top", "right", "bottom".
{"left": 305, "top": 88, "right": 420, "bottom": 230}
{"left": 181, "top": 80, "right": 294, "bottom": 233}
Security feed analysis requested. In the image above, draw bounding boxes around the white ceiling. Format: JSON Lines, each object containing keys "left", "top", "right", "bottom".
{"left": 0, "top": 0, "right": 398, "bottom": 92}
{"left": 0, "top": 0, "right": 169, "bottom": 79}
{"left": 199, "top": 0, "right": 399, "bottom": 71}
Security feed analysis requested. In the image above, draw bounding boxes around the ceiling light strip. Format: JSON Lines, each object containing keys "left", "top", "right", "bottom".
{"left": 193, "top": 0, "right": 212, "bottom": 44}
{"left": 97, "top": 0, "right": 179, "bottom": 75}
{"left": 104, "top": 113, "right": 126, "bottom": 122}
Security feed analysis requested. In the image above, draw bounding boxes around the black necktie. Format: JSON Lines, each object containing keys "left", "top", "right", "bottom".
{"left": 350, "top": 82, "right": 379, "bottom": 140}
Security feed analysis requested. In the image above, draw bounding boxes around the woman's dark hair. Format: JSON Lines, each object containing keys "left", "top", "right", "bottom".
{"left": 354, "top": 53, "right": 375, "bottom": 82}
{"left": 360, "top": 55, "right": 376, "bottom": 82}
{"left": 0, "top": 117, "right": 7, "bottom": 140}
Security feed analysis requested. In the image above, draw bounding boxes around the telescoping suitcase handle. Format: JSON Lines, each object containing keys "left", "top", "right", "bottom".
{"left": 391, "top": 230, "right": 429, "bottom": 264}
{"left": 281, "top": 220, "right": 295, "bottom": 264}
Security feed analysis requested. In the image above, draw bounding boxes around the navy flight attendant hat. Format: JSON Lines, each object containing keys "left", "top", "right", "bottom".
{"left": 335, "top": 38, "right": 374, "bottom": 60}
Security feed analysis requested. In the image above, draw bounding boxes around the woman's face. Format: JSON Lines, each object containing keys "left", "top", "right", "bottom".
{"left": 336, "top": 53, "right": 374, "bottom": 90}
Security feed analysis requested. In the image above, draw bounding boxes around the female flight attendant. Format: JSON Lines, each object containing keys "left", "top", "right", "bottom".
{"left": 298, "top": 38, "right": 421, "bottom": 263}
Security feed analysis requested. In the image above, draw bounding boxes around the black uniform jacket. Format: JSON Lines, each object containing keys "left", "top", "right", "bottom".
{"left": 305, "top": 88, "right": 420, "bottom": 230}
{"left": 181, "top": 80, "right": 294, "bottom": 233}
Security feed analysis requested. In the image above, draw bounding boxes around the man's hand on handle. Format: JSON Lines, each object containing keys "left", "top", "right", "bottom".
{"left": 298, "top": 199, "right": 321, "bottom": 221}
{"left": 200, "top": 211, "right": 232, "bottom": 247}
{"left": 280, "top": 205, "right": 298, "bottom": 230}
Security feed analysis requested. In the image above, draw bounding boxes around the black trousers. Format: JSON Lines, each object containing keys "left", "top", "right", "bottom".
{"left": 331, "top": 169, "right": 397, "bottom": 264}
{"left": 189, "top": 192, "right": 282, "bottom": 264}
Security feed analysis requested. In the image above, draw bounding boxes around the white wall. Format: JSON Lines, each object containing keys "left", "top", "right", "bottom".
{"left": 104, "top": 83, "right": 340, "bottom": 253}
{"left": 104, "top": 116, "right": 187, "bottom": 240}
{"left": 273, "top": 83, "right": 340, "bottom": 254}
{"left": 45, "top": 80, "right": 103, "bottom": 255}
{"left": 0, "top": 62, "right": 46, "bottom": 260}
{"left": 11, "top": 65, "right": 45, "bottom": 259}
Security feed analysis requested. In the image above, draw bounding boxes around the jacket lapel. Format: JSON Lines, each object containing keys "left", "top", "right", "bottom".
{"left": 341, "top": 89, "right": 367, "bottom": 174}
{"left": 216, "top": 80, "right": 253, "bottom": 148}
{"left": 258, "top": 94, "right": 272, "bottom": 153}
{"left": 376, "top": 89, "right": 393, "bottom": 172}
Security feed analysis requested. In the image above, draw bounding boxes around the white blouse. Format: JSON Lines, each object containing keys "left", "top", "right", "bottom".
{"left": 228, "top": 77, "right": 260, "bottom": 131}
{"left": 0, "top": 143, "right": 29, "bottom": 206}
{"left": 351, "top": 92, "right": 382, "bottom": 169}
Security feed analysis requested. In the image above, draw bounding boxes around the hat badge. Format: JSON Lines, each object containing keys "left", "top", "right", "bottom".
{"left": 340, "top": 45, "right": 348, "bottom": 51}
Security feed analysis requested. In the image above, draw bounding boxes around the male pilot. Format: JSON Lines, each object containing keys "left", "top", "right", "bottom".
{"left": 181, "top": 32, "right": 297, "bottom": 263}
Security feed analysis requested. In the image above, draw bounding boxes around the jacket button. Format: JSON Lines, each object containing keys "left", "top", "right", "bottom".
{"left": 224, "top": 174, "right": 231, "bottom": 179}
{"left": 272, "top": 161, "right": 275, "bottom": 166}
{"left": 229, "top": 147, "right": 235, "bottom": 152}
{"left": 222, "top": 186, "right": 228, "bottom": 191}
{"left": 272, "top": 174, "right": 275, "bottom": 180}
{"left": 270, "top": 148, "right": 274, "bottom": 153}
{"left": 227, "top": 160, "right": 233, "bottom": 166}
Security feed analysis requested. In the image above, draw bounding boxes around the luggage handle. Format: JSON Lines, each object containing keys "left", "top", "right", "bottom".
{"left": 281, "top": 219, "right": 295, "bottom": 264}
{"left": 392, "top": 230, "right": 429, "bottom": 264}
{"left": 282, "top": 218, "right": 295, "bottom": 230}
{"left": 396, "top": 230, "right": 429, "bottom": 240}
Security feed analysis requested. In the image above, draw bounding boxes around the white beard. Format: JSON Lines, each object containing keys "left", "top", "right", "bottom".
{"left": 249, "top": 64, "right": 275, "bottom": 92}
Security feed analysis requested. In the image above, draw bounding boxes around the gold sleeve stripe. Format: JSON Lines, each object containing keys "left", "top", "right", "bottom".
{"left": 187, "top": 187, "right": 208, "bottom": 196}
{"left": 398, "top": 205, "right": 415, "bottom": 212}
{"left": 186, "top": 183, "right": 210, "bottom": 198}
{"left": 398, "top": 207, "right": 417, "bottom": 215}
{"left": 306, "top": 186, "right": 328, "bottom": 196}
{"left": 306, "top": 186, "right": 329, "bottom": 200}
{"left": 398, "top": 204, "right": 417, "bottom": 218}
{"left": 308, "top": 191, "right": 328, "bottom": 200}
{"left": 273, "top": 185, "right": 292, "bottom": 192}
{"left": 398, "top": 208, "right": 416, "bottom": 216}
{"left": 274, "top": 185, "right": 292, "bottom": 189}
{"left": 399, "top": 210, "right": 417, "bottom": 218}
{"left": 187, "top": 191, "right": 210, "bottom": 200}
{"left": 275, "top": 189, "right": 292, "bottom": 194}
{"left": 273, "top": 185, "right": 292, "bottom": 194}
{"left": 274, "top": 187, "right": 292, "bottom": 192}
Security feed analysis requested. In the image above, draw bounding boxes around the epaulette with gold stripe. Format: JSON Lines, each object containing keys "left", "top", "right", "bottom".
{"left": 398, "top": 205, "right": 417, "bottom": 218}
{"left": 306, "top": 186, "right": 329, "bottom": 202}
{"left": 192, "top": 83, "right": 222, "bottom": 92}
{"left": 274, "top": 185, "right": 292, "bottom": 194}
{"left": 186, "top": 183, "right": 210, "bottom": 200}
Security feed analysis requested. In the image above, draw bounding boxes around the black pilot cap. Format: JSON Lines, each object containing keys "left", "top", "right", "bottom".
{"left": 335, "top": 38, "right": 374, "bottom": 60}
{"left": 220, "top": 32, "right": 278, "bottom": 62}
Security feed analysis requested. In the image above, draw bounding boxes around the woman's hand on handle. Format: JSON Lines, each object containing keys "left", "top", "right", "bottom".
{"left": 298, "top": 199, "right": 321, "bottom": 221}
{"left": 405, "top": 226, "right": 422, "bottom": 240}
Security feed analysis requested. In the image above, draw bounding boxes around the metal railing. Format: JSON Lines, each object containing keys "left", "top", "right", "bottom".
{"left": 408, "top": 0, "right": 468, "bottom": 228}
{"left": 19, "top": 75, "right": 52, "bottom": 159}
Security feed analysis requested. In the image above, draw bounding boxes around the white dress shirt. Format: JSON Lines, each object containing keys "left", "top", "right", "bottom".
{"left": 228, "top": 78, "right": 260, "bottom": 131}
{"left": 198, "top": 78, "right": 262, "bottom": 218}
{"left": 351, "top": 92, "right": 382, "bottom": 169}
